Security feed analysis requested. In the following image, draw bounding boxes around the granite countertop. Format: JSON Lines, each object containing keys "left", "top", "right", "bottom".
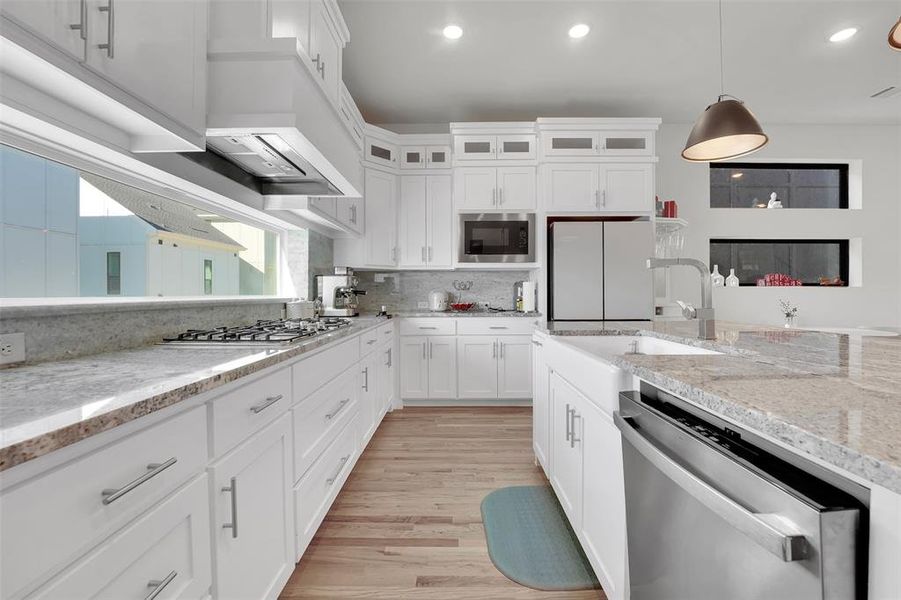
{"left": 0, "top": 317, "right": 388, "bottom": 471}
{"left": 384, "top": 310, "right": 541, "bottom": 318}
{"left": 540, "top": 320, "right": 901, "bottom": 494}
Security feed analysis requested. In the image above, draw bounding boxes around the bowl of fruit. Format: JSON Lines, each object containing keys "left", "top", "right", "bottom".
{"left": 450, "top": 302, "right": 475, "bottom": 312}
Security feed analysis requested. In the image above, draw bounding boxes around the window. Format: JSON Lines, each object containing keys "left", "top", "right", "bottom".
{"left": 710, "top": 239, "right": 849, "bottom": 286}
{"left": 710, "top": 163, "right": 849, "bottom": 209}
{"left": 106, "top": 252, "right": 121, "bottom": 295}
{"left": 0, "top": 144, "right": 280, "bottom": 299}
{"left": 203, "top": 259, "right": 213, "bottom": 295}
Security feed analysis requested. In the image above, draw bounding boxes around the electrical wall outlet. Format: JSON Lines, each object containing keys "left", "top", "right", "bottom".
{"left": 417, "top": 301, "right": 428, "bottom": 309}
{"left": 0, "top": 333, "right": 26, "bottom": 365}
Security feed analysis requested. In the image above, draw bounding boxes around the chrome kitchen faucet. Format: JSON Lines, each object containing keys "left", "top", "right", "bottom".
{"left": 646, "top": 258, "right": 716, "bottom": 340}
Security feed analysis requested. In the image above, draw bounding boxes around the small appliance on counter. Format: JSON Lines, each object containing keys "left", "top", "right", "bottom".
{"left": 513, "top": 281, "right": 538, "bottom": 312}
{"left": 316, "top": 266, "right": 366, "bottom": 317}
{"left": 428, "top": 290, "right": 449, "bottom": 312}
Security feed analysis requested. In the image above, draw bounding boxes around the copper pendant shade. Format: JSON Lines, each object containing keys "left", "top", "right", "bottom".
{"left": 682, "top": 96, "right": 769, "bottom": 162}
{"left": 890, "top": 17, "right": 901, "bottom": 50}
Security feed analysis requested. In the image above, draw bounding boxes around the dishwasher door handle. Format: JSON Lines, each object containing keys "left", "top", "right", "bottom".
{"left": 613, "top": 411, "right": 809, "bottom": 562}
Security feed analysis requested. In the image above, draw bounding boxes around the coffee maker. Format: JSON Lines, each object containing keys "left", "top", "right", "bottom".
{"left": 316, "top": 267, "right": 366, "bottom": 316}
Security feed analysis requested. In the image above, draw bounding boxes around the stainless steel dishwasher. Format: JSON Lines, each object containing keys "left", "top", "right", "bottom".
{"left": 615, "top": 388, "right": 868, "bottom": 600}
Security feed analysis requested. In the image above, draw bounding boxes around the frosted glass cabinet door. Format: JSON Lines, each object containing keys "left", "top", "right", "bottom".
{"left": 497, "top": 134, "right": 536, "bottom": 160}
{"left": 453, "top": 135, "right": 496, "bottom": 160}
{"left": 400, "top": 147, "right": 425, "bottom": 169}
{"left": 542, "top": 132, "right": 600, "bottom": 157}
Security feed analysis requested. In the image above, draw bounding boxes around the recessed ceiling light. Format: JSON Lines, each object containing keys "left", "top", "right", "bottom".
{"left": 568, "top": 24, "right": 590, "bottom": 39}
{"left": 829, "top": 27, "right": 858, "bottom": 43}
{"left": 443, "top": 25, "right": 463, "bottom": 40}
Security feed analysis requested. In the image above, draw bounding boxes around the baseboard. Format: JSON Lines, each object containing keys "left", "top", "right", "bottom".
{"left": 401, "top": 398, "right": 533, "bottom": 407}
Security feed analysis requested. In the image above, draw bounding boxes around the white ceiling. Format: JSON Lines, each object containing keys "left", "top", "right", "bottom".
{"left": 337, "top": 0, "right": 901, "bottom": 128}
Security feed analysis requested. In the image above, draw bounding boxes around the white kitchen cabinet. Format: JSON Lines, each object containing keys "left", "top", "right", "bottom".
{"left": 84, "top": 0, "right": 207, "bottom": 138}
{"left": 365, "top": 138, "right": 397, "bottom": 167}
{"left": 580, "top": 401, "right": 627, "bottom": 600}
{"left": 427, "top": 336, "right": 457, "bottom": 399}
{"left": 496, "top": 166, "right": 537, "bottom": 210}
{"left": 381, "top": 339, "right": 395, "bottom": 412}
{"left": 310, "top": 196, "right": 337, "bottom": 219}
{"left": 453, "top": 135, "right": 496, "bottom": 160}
{"left": 399, "top": 336, "right": 429, "bottom": 399}
{"left": 497, "top": 336, "right": 532, "bottom": 398}
{"left": 543, "top": 163, "right": 652, "bottom": 213}
{"left": 1, "top": 0, "right": 85, "bottom": 61}
{"left": 456, "top": 335, "right": 532, "bottom": 400}
{"left": 531, "top": 337, "right": 550, "bottom": 470}
{"left": 363, "top": 169, "right": 397, "bottom": 267}
{"left": 29, "top": 475, "right": 212, "bottom": 600}
{"left": 543, "top": 163, "right": 600, "bottom": 212}
{"left": 497, "top": 134, "right": 536, "bottom": 160}
{"left": 426, "top": 145, "right": 452, "bottom": 169}
{"left": 542, "top": 132, "right": 601, "bottom": 157}
{"left": 549, "top": 373, "right": 584, "bottom": 529}
{"left": 600, "top": 164, "right": 653, "bottom": 212}
{"left": 308, "top": 0, "right": 341, "bottom": 104}
{"left": 400, "top": 146, "right": 426, "bottom": 169}
{"left": 454, "top": 167, "right": 496, "bottom": 210}
{"left": 336, "top": 196, "right": 363, "bottom": 234}
{"left": 398, "top": 176, "right": 428, "bottom": 267}
{"left": 600, "top": 131, "right": 654, "bottom": 156}
{"left": 211, "top": 414, "right": 294, "bottom": 600}
{"left": 398, "top": 174, "right": 452, "bottom": 267}
{"left": 455, "top": 166, "right": 536, "bottom": 211}
{"left": 457, "top": 336, "right": 498, "bottom": 399}
{"left": 360, "top": 350, "right": 382, "bottom": 443}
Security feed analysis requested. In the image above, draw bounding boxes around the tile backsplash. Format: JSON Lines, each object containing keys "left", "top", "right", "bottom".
{"left": 354, "top": 270, "right": 531, "bottom": 312}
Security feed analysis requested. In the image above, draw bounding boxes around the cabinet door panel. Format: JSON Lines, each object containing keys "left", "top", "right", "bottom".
{"left": 85, "top": 0, "right": 206, "bottom": 135}
{"left": 309, "top": 0, "right": 340, "bottom": 104}
{"left": 497, "top": 336, "right": 532, "bottom": 399}
{"left": 399, "top": 336, "right": 428, "bottom": 399}
{"left": 400, "top": 146, "right": 425, "bottom": 169}
{"left": 600, "top": 164, "right": 653, "bottom": 213}
{"left": 1, "top": 0, "right": 86, "bottom": 61}
{"left": 427, "top": 336, "right": 457, "bottom": 399}
{"left": 360, "top": 352, "right": 380, "bottom": 443}
{"left": 542, "top": 132, "right": 600, "bottom": 157}
{"left": 456, "top": 336, "right": 498, "bottom": 399}
{"left": 426, "top": 175, "right": 453, "bottom": 267}
{"left": 398, "top": 175, "right": 427, "bottom": 267}
{"left": 212, "top": 415, "right": 294, "bottom": 600}
{"left": 532, "top": 339, "right": 550, "bottom": 470}
{"left": 549, "top": 373, "right": 583, "bottom": 529}
{"left": 497, "top": 166, "right": 536, "bottom": 210}
{"left": 543, "top": 164, "right": 599, "bottom": 212}
{"left": 453, "top": 167, "right": 497, "bottom": 210}
{"left": 364, "top": 169, "right": 397, "bottom": 267}
{"left": 453, "top": 135, "right": 495, "bottom": 160}
{"left": 425, "top": 145, "right": 451, "bottom": 169}
{"left": 497, "top": 134, "right": 536, "bottom": 160}
{"left": 581, "top": 404, "right": 627, "bottom": 600}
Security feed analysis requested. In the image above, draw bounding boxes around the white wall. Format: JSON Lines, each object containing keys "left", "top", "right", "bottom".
{"left": 657, "top": 123, "right": 901, "bottom": 329}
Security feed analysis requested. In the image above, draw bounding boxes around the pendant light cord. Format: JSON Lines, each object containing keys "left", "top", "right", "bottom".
{"left": 718, "top": 0, "right": 725, "bottom": 96}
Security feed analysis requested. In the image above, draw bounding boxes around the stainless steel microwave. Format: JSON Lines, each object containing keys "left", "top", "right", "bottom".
{"left": 458, "top": 213, "right": 536, "bottom": 263}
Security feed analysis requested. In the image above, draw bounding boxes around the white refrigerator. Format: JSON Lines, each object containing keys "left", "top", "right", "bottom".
{"left": 550, "top": 220, "right": 653, "bottom": 320}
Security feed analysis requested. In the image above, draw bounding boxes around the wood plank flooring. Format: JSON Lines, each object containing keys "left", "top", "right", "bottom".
{"left": 280, "top": 407, "right": 605, "bottom": 600}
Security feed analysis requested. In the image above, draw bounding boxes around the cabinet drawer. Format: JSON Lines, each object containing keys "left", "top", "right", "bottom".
{"left": 293, "top": 366, "right": 359, "bottom": 482}
{"left": 377, "top": 321, "right": 395, "bottom": 339}
{"left": 210, "top": 367, "right": 291, "bottom": 457}
{"left": 1, "top": 407, "right": 207, "bottom": 600}
{"left": 292, "top": 338, "right": 360, "bottom": 403}
{"left": 359, "top": 327, "right": 381, "bottom": 356}
{"left": 456, "top": 318, "right": 538, "bottom": 336}
{"left": 29, "top": 475, "right": 212, "bottom": 600}
{"left": 399, "top": 318, "right": 456, "bottom": 336}
{"left": 294, "top": 415, "right": 360, "bottom": 560}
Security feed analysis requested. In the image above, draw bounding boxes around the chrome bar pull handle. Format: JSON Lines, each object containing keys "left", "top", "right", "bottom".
{"left": 97, "top": 0, "right": 113, "bottom": 58}
{"left": 386, "top": 348, "right": 392, "bottom": 367}
{"left": 499, "top": 341, "right": 505, "bottom": 359}
{"left": 70, "top": 0, "right": 87, "bottom": 39}
{"left": 428, "top": 340, "right": 433, "bottom": 359}
{"left": 489, "top": 326, "right": 508, "bottom": 330}
{"left": 422, "top": 341, "right": 427, "bottom": 359}
{"left": 325, "top": 398, "right": 351, "bottom": 421}
{"left": 594, "top": 189, "right": 600, "bottom": 208}
{"left": 327, "top": 455, "right": 351, "bottom": 485}
{"left": 102, "top": 457, "right": 177, "bottom": 505}
{"left": 565, "top": 404, "right": 572, "bottom": 442}
{"left": 570, "top": 410, "right": 580, "bottom": 448}
{"left": 601, "top": 189, "right": 606, "bottom": 207}
{"left": 428, "top": 246, "right": 432, "bottom": 262}
{"left": 362, "top": 367, "right": 369, "bottom": 391}
{"left": 144, "top": 571, "right": 177, "bottom": 600}
{"left": 250, "top": 394, "right": 282, "bottom": 414}
{"left": 221, "top": 477, "right": 238, "bottom": 538}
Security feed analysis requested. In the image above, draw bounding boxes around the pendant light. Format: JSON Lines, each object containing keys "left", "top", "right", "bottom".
{"left": 682, "top": 0, "right": 768, "bottom": 162}
{"left": 889, "top": 17, "right": 901, "bottom": 51}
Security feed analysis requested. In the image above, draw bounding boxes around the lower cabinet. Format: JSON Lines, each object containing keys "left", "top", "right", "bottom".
{"left": 210, "top": 414, "right": 295, "bottom": 600}
{"left": 546, "top": 365, "right": 629, "bottom": 600}
{"left": 457, "top": 335, "right": 532, "bottom": 399}
{"left": 360, "top": 350, "right": 382, "bottom": 443}
{"left": 399, "top": 335, "right": 457, "bottom": 400}
{"left": 29, "top": 475, "right": 212, "bottom": 600}
{"left": 531, "top": 336, "right": 550, "bottom": 469}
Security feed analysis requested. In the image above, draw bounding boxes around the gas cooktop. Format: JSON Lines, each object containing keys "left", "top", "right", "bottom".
{"left": 162, "top": 318, "right": 354, "bottom": 346}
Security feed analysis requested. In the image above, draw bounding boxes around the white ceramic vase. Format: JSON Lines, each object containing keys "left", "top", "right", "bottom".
{"left": 711, "top": 265, "right": 725, "bottom": 287}
{"left": 725, "top": 268, "right": 740, "bottom": 287}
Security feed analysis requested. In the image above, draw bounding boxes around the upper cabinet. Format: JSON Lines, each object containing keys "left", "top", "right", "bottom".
{"left": 1, "top": 0, "right": 208, "bottom": 150}
{"left": 454, "top": 166, "right": 537, "bottom": 211}
{"left": 453, "top": 134, "right": 536, "bottom": 161}
{"left": 365, "top": 137, "right": 398, "bottom": 168}
{"left": 400, "top": 145, "right": 452, "bottom": 170}
{"left": 309, "top": 0, "right": 342, "bottom": 105}
{"left": 537, "top": 119, "right": 660, "bottom": 160}
{"left": 542, "top": 163, "right": 653, "bottom": 213}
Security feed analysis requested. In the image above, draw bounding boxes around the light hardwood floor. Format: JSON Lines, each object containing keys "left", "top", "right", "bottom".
{"left": 280, "top": 407, "right": 605, "bottom": 600}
